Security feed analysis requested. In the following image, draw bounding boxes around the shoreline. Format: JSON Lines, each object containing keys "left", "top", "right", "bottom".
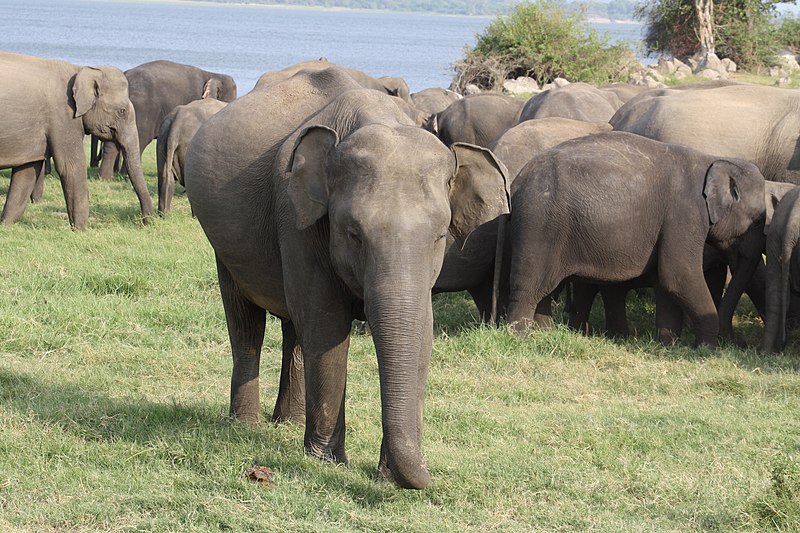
{"left": 95, "top": 0, "right": 638, "bottom": 22}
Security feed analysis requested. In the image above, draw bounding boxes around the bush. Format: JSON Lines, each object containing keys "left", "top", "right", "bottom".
{"left": 451, "top": 1, "right": 636, "bottom": 91}
{"left": 775, "top": 15, "right": 800, "bottom": 53}
{"left": 635, "top": 0, "right": 780, "bottom": 70}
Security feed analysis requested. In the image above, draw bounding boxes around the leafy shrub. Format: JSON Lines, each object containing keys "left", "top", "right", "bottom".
{"left": 451, "top": 1, "right": 636, "bottom": 91}
{"left": 775, "top": 15, "right": 800, "bottom": 53}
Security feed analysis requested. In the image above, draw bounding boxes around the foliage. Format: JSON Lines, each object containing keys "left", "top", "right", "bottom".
{"left": 452, "top": 1, "right": 636, "bottom": 90}
{"left": 634, "top": 0, "right": 788, "bottom": 69}
{"left": 774, "top": 15, "right": 800, "bottom": 53}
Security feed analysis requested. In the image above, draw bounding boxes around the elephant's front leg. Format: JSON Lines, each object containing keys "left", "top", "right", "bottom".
{"left": 285, "top": 271, "right": 353, "bottom": 465}
{"left": 272, "top": 318, "right": 306, "bottom": 423}
{"left": 1, "top": 161, "right": 43, "bottom": 224}
{"left": 216, "top": 255, "right": 266, "bottom": 424}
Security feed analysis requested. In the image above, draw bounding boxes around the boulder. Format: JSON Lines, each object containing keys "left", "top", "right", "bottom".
{"left": 463, "top": 84, "right": 481, "bottom": 95}
{"left": 503, "top": 76, "right": 540, "bottom": 95}
{"left": 720, "top": 58, "right": 737, "bottom": 73}
{"left": 697, "top": 68, "right": 721, "bottom": 80}
{"left": 553, "top": 77, "right": 571, "bottom": 88}
{"left": 775, "top": 49, "right": 800, "bottom": 71}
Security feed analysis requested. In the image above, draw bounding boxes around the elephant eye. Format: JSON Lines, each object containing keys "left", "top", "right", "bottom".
{"left": 117, "top": 107, "right": 127, "bottom": 117}
{"left": 346, "top": 227, "right": 361, "bottom": 245}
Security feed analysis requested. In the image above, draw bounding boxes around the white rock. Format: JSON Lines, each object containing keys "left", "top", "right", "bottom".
{"left": 502, "top": 76, "right": 540, "bottom": 95}
{"left": 720, "top": 58, "right": 737, "bottom": 73}
{"left": 463, "top": 84, "right": 481, "bottom": 95}
{"left": 553, "top": 77, "right": 570, "bottom": 88}
{"left": 698, "top": 68, "right": 721, "bottom": 80}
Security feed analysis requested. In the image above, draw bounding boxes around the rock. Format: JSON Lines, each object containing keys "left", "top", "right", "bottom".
{"left": 673, "top": 70, "right": 689, "bottom": 80}
{"left": 672, "top": 58, "right": 690, "bottom": 72}
{"left": 694, "top": 52, "right": 724, "bottom": 75}
{"left": 770, "top": 66, "right": 788, "bottom": 78}
{"left": 628, "top": 72, "right": 645, "bottom": 86}
{"left": 720, "top": 58, "right": 737, "bottom": 73}
{"left": 698, "top": 68, "right": 721, "bottom": 80}
{"left": 463, "top": 84, "right": 481, "bottom": 95}
{"left": 656, "top": 57, "right": 677, "bottom": 75}
{"left": 775, "top": 49, "right": 800, "bottom": 71}
{"left": 553, "top": 77, "right": 570, "bottom": 88}
{"left": 502, "top": 76, "right": 540, "bottom": 95}
{"left": 645, "top": 78, "right": 667, "bottom": 89}
{"left": 777, "top": 76, "right": 792, "bottom": 88}
{"left": 646, "top": 68, "right": 665, "bottom": 83}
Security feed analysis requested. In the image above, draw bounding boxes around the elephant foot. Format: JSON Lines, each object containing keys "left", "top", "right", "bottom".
{"left": 377, "top": 454, "right": 430, "bottom": 490}
{"left": 658, "top": 328, "right": 679, "bottom": 346}
{"left": 229, "top": 409, "right": 260, "bottom": 426}
{"left": 304, "top": 441, "right": 348, "bottom": 466}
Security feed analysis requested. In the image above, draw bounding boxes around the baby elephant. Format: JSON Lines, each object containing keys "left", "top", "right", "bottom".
{"left": 763, "top": 185, "right": 800, "bottom": 352}
{"left": 506, "top": 131, "right": 767, "bottom": 346}
{"left": 156, "top": 98, "right": 227, "bottom": 213}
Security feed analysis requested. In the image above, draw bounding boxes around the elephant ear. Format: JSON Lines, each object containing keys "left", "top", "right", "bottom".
{"left": 73, "top": 67, "right": 102, "bottom": 118}
{"left": 448, "top": 142, "right": 511, "bottom": 249}
{"left": 202, "top": 78, "right": 222, "bottom": 99}
{"left": 286, "top": 125, "right": 339, "bottom": 230}
{"left": 704, "top": 160, "right": 742, "bottom": 225}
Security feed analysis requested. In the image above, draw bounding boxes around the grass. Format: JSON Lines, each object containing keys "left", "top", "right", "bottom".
{"left": 0, "top": 144, "right": 799, "bottom": 531}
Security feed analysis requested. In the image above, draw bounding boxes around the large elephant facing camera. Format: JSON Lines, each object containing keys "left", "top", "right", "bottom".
{"left": 185, "top": 67, "right": 510, "bottom": 489}
{"left": 99, "top": 60, "right": 237, "bottom": 180}
{"left": 506, "top": 132, "right": 767, "bottom": 346}
{"left": 0, "top": 52, "right": 153, "bottom": 229}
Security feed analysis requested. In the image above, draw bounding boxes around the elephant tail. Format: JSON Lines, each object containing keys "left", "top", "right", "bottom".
{"left": 164, "top": 134, "right": 179, "bottom": 185}
{"left": 491, "top": 213, "right": 509, "bottom": 326}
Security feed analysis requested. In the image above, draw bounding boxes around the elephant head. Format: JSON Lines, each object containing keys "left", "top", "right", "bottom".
{"left": 287, "top": 124, "right": 509, "bottom": 488}
{"left": 72, "top": 66, "right": 153, "bottom": 221}
{"left": 202, "top": 78, "right": 223, "bottom": 99}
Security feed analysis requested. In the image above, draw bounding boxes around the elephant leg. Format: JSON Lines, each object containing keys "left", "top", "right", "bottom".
{"left": 1, "top": 161, "right": 42, "bottom": 225}
{"left": 90, "top": 136, "right": 101, "bottom": 168}
{"left": 216, "top": 255, "right": 266, "bottom": 424}
{"left": 762, "top": 253, "right": 787, "bottom": 353}
{"left": 467, "top": 276, "right": 494, "bottom": 323}
{"left": 99, "top": 141, "right": 120, "bottom": 180}
{"left": 30, "top": 160, "right": 47, "bottom": 203}
{"left": 600, "top": 286, "right": 630, "bottom": 338}
{"left": 272, "top": 318, "right": 306, "bottom": 424}
{"left": 745, "top": 261, "right": 767, "bottom": 319}
{"left": 655, "top": 286, "right": 684, "bottom": 345}
{"left": 568, "top": 282, "right": 599, "bottom": 335}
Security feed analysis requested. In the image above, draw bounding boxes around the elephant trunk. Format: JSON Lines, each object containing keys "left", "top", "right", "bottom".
{"left": 365, "top": 270, "right": 433, "bottom": 490}
{"left": 117, "top": 120, "right": 154, "bottom": 224}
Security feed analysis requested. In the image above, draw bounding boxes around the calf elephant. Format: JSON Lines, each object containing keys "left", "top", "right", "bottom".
{"left": 763, "top": 186, "right": 800, "bottom": 352}
{"left": 410, "top": 87, "right": 462, "bottom": 115}
{"left": 519, "top": 82, "right": 623, "bottom": 124}
{"left": 185, "top": 67, "right": 509, "bottom": 489}
{"left": 506, "top": 132, "right": 767, "bottom": 346}
{"left": 99, "top": 60, "right": 237, "bottom": 180}
{"left": 0, "top": 52, "right": 153, "bottom": 229}
{"left": 156, "top": 98, "right": 227, "bottom": 214}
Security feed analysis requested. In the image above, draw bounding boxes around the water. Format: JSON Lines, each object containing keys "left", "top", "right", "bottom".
{"left": 0, "top": 0, "right": 643, "bottom": 94}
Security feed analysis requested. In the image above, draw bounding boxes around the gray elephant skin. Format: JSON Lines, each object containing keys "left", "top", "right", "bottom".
{"left": 764, "top": 185, "right": 800, "bottom": 352}
{"left": 156, "top": 98, "right": 227, "bottom": 214}
{"left": 431, "top": 93, "right": 524, "bottom": 147}
{"left": 410, "top": 87, "right": 462, "bottom": 115}
{"left": 0, "top": 52, "right": 153, "bottom": 229}
{"left": 99, "top": 60, "right": 237, "bottom": 180}
{"left": 611, "top": 84, "right": 800, "bottom": 184}
{"left": 519, "top": 82, "right": 623, "bottom": 124}
{"left": 184, "top": 67, "right": 510, "bottom": 489}
{"left": 506, "top": 131, "right": 767, "bottom": 346}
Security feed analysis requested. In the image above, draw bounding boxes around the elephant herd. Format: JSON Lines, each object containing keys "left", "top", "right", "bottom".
{"left": 2, "top": 51, "right": 800, "bottom": 489}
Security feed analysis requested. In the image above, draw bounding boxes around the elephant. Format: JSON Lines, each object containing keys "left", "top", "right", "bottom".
{"left": 98, "top": 60, "right": 237, "bottom": 180}
{"left": 430, "top": 118, "right": 613, "bottom": 323}
{"left": 763, "top": 185, "right": 800, "bottom": 352}
{"left": 156, "top": 98, "right": 227, "bottom": 214}
{"left": 518, "top": 82, "right": 623, "bottom": 124}
{"left": 429, "top": 93, "right": 525, "bottom": 147}
{"left": 490, "top": 118, "right": 612, "bottom": 180}
{"left": 569, "top": 181, "right": 797, "bottom": 343}
{"left": 184, "top": 66, "right": 510, "bottom": 489}
{"left": 505, "top": 131, "right": 767, "bottom": 347}
{"left": 0, "top": 52, "right": 153, "bottom": 229}
{"left": 254, "top": 59, "right": 411, "bottom": 102}
{"left": 610, "top": 84, "right": 800, "bottom": 184}
{"left": 410, "top": 87, "right": 462, "bottom": 115}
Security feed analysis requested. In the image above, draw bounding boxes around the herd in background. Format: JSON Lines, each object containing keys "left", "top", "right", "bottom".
{"left": 1, "top": 51, "right": 800, "bottom": 489}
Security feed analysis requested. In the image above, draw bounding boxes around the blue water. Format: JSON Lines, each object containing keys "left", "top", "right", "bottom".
{"left": 0, "top": 0, "right": 643, "bottom": 93}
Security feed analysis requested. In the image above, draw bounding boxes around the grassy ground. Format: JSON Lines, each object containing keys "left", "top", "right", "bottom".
{"left": 0, "top": 145, "right": 799, "bottom": 532}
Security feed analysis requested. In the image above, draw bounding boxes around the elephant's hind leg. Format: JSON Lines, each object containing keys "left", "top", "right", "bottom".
{"left": 1, "top": 161, "right": 43, "bottom": 225}
{"left": 216, "top": 255, "right": 266, "bottom": 424}
{"left": 272, "top": 318, "right": 306, "bottom": 424}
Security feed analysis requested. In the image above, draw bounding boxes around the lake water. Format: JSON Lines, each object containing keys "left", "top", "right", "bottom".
{"left": 0, "top": 0, "right": 645, "bottom": 94}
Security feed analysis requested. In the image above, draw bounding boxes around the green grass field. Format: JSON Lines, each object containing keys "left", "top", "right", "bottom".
{"left": 0, "top": 144, "right": 799, "bottom": 532}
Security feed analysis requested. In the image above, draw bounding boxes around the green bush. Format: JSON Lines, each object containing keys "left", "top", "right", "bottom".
{"left": 451, "top": 1, "right": 636, "bottom": 91}
{"left": 775, "top": 15, "right": 800, "bottom": 53}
